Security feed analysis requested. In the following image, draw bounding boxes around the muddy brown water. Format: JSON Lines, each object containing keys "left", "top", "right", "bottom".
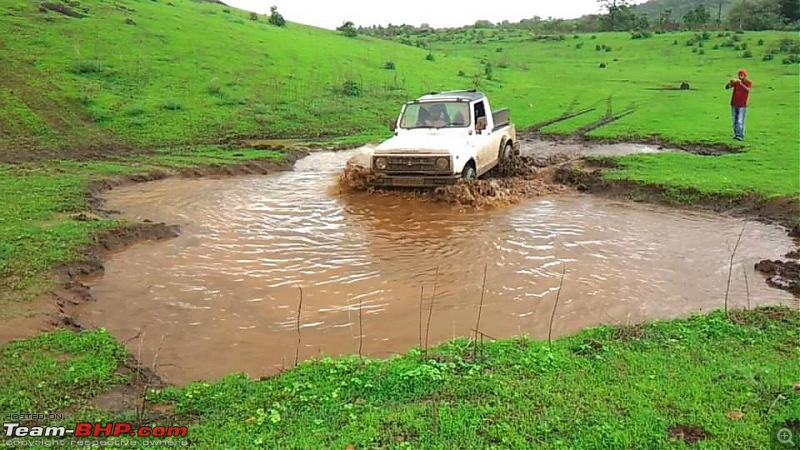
{"left": 77, "top": 144, "right": 797, "bottom": 385}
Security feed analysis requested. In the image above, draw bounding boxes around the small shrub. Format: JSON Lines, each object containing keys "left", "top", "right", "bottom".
{"left": 342, "top": 80, "right": 361, "bottom": 96}
{"left": 763, "top": 53, "right": 774, "bottom": 61}
{"left": 161, "top": 100, "right": 182, "bottom": 110}
{"left": 741, "top": 42, "right": 748, "bottom": 50}
{"left": 734, "top": 44, "right": 742, "bottom": 51}
{"left": 713, "top": 44, "right": 720, "bottom": 50}
{"left": 699, "top": 49, "right": 705, "bottom": 55}
{"left": 596, "top": 44, "right": 602, "bottom": 51}
{"left": 743, "top": 50, "right": 753, "bottom": 58}
{"left": 783, "top": 54, "right": 800, "bottom": 64}
{"left": 673, "top": 39, "right": 679, "bottom": 45}
{"left": 496, "top": 47, "right": 503, "bottom": 52}
{"left": 222, "top": 8, "right": 230, "bottom": 13}
{"left": 425, "top": 53, "right": 435, "bottom": 61}
{"left": 249, "top": 11, "right": 258, "bottom": 21}
{"left": 591, "top": 35, "right": 597, "bottom": 39}
{"left": 735, "top": 30, "right": 744, "bottom": 34}
{"left": 717, "top": 32, "right": 726, "bottom": 37}
{"left": 383, "top": 60, "right": 395, "bottom": 70}
{"left": 268, "top": 6, "right": 285, "bottom": 27}
{"left": 72, "top": 59, "right": 102, "bottom": 74}
{"left": 573, "top": 34, "right": 580, "bottom": 39}
{"left": 732, "top": 34, "right": 742, "bottom": 42}
{"left": 692, "top": 47, "right": 698, "bottom": 53}
{"left": 458, "top": 70, "right": 466, "bottom": 77}
{"left": 599, "top": 62, "right": 607, "bottom": 68}
{"left": 758, "top": 39, "right": 764, "bottom": 46}
{"left": 701, "top": 31, "right": 711, "bottom": 40}
{"left": 124, "top": 17, "right": 135, "bottom": 25}
{"left": 125, "top": 106, "right": 145, "bottom": 117}
{"left": 686, "top": 40, "right": 695, "bottom": 46}
{"left": 207, "top": 83, "right": 221, "bottom": 96}
{"left": 605, "top": 46, "right": 612, "bottom": 52}
{"left": 698, "top": 41, "right": 704, "bottom": 48}
{"left": 576, "top": 42, "right": 584, "bottom": 49}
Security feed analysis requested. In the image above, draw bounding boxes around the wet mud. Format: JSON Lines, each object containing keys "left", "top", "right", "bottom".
{"left": 337, "top": 153, "right": 571, "bottom": 208}
{"left": 72, "top": 146, "right": 797, "bottom": 385}
{"left": 755, "top": 260, "right": 800, "bottom": 295}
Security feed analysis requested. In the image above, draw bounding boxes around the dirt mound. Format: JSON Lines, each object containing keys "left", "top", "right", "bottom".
{"left": 755, "top": 259, "right": 800, "bottom": 296}
{"left": 336, "top": 155, "right": 572, "bottom": 208}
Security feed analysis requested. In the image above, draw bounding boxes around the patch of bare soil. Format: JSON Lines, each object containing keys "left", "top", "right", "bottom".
{"left": 525, "top": 132, "right": 741, "bottom": 156}
{"left": 337, "top": 155, "right": 573, "bottom": 208}
{"left": 754, "top": 260, "right": 800, "bottom": 296}
{"left": 668, "top": 424, "right": 711, "bottom": 444}
{"left": 39, "top": 2, "right": 87, "bottom": 18}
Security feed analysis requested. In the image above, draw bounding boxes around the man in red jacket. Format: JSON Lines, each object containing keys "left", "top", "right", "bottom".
{"left": 725, "top": 69, "right": 753, "bottom": 141}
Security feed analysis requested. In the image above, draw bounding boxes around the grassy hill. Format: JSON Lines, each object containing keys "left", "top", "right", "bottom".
{"left": 0, "top": 0, "right": 483, "bottom": 160}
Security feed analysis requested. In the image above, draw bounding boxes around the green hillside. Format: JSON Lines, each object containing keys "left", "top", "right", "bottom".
{"left": 0, "top": 0, "right": 483, "bottom": 160}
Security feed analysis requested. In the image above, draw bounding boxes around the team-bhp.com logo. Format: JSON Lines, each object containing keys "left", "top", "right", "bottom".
{"left": 4, "top": 422, "right": 188, "bottom": 438}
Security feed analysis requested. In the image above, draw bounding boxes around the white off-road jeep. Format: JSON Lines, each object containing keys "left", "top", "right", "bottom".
{"left": 364, "top": 90, "right": 520, "bottom": 187}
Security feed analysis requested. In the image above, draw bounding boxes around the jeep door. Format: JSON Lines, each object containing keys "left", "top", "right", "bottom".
{"left": 473, "top": 99, "right": 502, "bottom": 176}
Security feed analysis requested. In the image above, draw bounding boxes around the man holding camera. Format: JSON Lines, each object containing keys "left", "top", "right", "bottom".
{"left": 725, "top": 69, "right": 753, "bottom": 141}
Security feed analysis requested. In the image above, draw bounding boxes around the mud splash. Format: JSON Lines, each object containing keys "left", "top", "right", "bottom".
{"left": 74, "top": 147, "right": 798, "bottom": 385}
{"left": 337, "top": 153, "right": 571, "bottom": 208}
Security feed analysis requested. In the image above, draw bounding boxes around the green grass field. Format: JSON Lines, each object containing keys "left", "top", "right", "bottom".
{"left": 1, "top": 307, "right": 798, "bottom": 449}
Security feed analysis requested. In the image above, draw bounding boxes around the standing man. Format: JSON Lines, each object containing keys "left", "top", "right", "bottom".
{"left": 725, "top": 69, "right": 752, "bottom": 141}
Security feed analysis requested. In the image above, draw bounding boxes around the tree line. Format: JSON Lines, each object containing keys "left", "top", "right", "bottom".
{"left": 349, "top": 0, "right": 799, "bottom": 40}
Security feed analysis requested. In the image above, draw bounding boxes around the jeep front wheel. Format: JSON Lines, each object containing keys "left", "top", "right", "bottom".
{"left": 461, "top": 164, "right": 477, "bottom": 180}
{"left": 501, "top": 142, "right": 514, "bottom": 160}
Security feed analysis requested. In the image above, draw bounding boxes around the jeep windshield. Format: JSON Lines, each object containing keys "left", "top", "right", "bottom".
{"left": 398, "top": 101, "right": 470, "bottom": 129}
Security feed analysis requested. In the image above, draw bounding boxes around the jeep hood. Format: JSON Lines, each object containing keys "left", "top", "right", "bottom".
{"left": 375, "top": 132, "right": 467, "bottom": 155}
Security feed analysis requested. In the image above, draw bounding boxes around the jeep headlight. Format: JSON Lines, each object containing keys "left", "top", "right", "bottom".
{"left": 435, "top": 157, "right": 449, "bottom": 171}
{"left": 374, "top": 157, "right": 387, "bottom": 170}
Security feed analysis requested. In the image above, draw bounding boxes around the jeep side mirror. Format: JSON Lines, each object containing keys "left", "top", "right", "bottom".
{"left": 476, "top": 117, "right": 487, "bottom": 131}
{"left": 389, "top": 120, "right": 397, "bottom": 131}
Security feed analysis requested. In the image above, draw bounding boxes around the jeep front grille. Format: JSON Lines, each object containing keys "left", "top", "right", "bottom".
{"left": 386, "top": 156, "right": 437, "bottom": 173}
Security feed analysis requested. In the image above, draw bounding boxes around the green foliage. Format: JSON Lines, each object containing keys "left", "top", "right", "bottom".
{"left": 743, "top": 49, "right": 753, "bottom": 57}
{"left": 268, "top": 5, "right": 285, "bottom": 27}
{"left": 383, "top": 60, "right": 395, "bottom": 70}
{"left": 0, "top": 329, "right": 129, "bottom": 412}
{"left": 337, "top": 21, "right": 357, "bottom": 38}
{"left": 783, "top": 53, "right": 800, "bottom": 63}
{"left": 341, "top": 80, "right": 361, "bottom": 96}
{"left": 3, "top": 307, "right": 798, "bottom": 448}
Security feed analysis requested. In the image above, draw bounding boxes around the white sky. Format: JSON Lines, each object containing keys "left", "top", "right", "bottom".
{"left": 222, "top": 0, "right": 643, "bottom": 30}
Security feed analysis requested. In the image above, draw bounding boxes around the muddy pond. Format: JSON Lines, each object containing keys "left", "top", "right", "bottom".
{"left": 77, "top": 143, "right": 798, "bottom": 384}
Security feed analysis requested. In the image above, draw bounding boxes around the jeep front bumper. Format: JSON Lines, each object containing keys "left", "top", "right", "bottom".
{"left": 368, "top": 174, "right": 460, "bottom": 188}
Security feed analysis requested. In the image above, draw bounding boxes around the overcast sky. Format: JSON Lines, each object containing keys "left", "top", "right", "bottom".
{"left": 222, "top": 0, "right": 643, "bottom": 30}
